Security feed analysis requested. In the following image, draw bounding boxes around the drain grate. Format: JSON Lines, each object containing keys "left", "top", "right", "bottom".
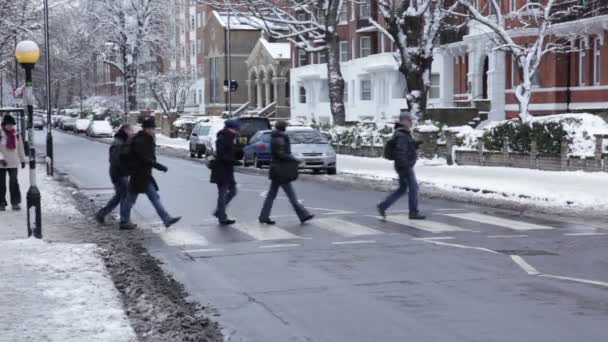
{"left": 496, "top": 249, "right": 558, "bottom": 256}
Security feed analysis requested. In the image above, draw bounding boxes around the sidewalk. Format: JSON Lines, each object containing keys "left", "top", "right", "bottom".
{"left": 338, "top": 154, "right": 608, "bottom": 213}
{"left": 0, "top": 169, "right": 136, "bottom": 342}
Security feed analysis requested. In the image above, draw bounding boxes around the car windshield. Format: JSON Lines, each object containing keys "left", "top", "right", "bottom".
{"left": 261, "top": 133, "right": 271, "bottom": 143}
{"left": 199, "top": 126, "right": 211, "bottom": 135}
{"left": 287, "top": 130, "right": 328, "bottom": 144}
{"left": 239, "top": 119, "right": 270, "bottom": 135}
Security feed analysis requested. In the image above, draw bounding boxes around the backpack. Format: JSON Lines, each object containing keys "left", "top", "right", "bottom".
{"left": 383, "top": 137, "right": 396, "bottom": 160}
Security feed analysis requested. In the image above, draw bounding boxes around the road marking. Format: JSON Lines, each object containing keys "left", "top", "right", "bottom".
{"left": 421, "top": 240, "right": 498, "bottom": 254}
{"left": 510, "top": 255, "right": 540, "bottom": 275}
{"left": 443, "top": 212, "right": 554, "bottom": 231}
{"left": 259, "top": 243, "right": 301, "bottom": 249}
{"left": 411, "top": 236, "right": 455, "bottom": 241}
{"left": 332, "top": 240, "right": 376, "bottom": 245}
{"left": 487, "top": 234, "right": 529, "bottom": 238}
{"left": 564, "top": 232, "right": 608, "bottom": 236}
{"left": 539, "top": 274, "right": 608, "bottom": 289}
{"left": 384, "top": 215, "right": 469, "bottom": 233}
{"left": 183, "top": 248, "right": 224, "bottom": 253}
{"left": 232, "top": 223, "right": 301, "bottom": 241}
{"left": 160, "top": 228, "right": 209, "bottom": 246}
{"left": 315, "top": 217, "right": 383, "bottom": 237}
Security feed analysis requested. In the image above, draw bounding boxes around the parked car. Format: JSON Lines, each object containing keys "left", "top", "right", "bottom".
{"left": 87, "top": 120, "right": 113, "bottom": 137}
{"left": 189, "top": 123, "right": 213, "bottom": 158}
{"left": 33, "top": 116, "right": 44, "bottom": 130}
{"left": 235, "top": 117, "right": 272, "bottom": 160}
{"left": 75, "top": 119, "right": 91, "bottom": 134}
{"left": 287, "top": 127, "right": 337, "bottom": 175}
{"left": 243, "top": 130, "right": 272, "bottom": 168}
{"left": 60, "top": 117, "right": 77, "bottom": 131}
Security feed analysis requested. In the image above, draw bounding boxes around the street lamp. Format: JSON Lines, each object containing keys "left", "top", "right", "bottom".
{"left": 43, "top": 0, "right": 53, "bottom": 177}
{"left": 15, "top": 40, "right": 42, "bottom": 239}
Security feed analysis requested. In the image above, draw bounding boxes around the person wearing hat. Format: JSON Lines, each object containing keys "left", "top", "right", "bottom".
{"left": 0, "top": 114, "right": 26, "bottom": 211}
{"left": 258, "top": 120, "right": 314, "bottom": 225}
{"left": 119, "top": 118, "right": 181, "bottom": 229}
{"left": 377, "top": 110, "right": 425, "bottom": 220}
{"left": 210, "top": 119, "right": 240, "bottom": 225}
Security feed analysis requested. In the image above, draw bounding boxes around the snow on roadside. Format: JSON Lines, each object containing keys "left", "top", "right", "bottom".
{"left": 337, "top": 154, "right": 608, "bottom": 211}
{"left": 155, "top": 134, "right": 189, "bottom": 150}
{"left": 0, "top": 238, "right": 136, "bottom": 342}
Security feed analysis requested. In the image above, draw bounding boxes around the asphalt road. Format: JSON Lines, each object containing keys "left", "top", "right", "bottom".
{"left": 37, "top": 130, "right": 608, "bottom": 342}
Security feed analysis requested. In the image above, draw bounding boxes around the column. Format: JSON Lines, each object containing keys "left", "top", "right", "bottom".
{"left": 246, "top": 79, "right": 252, "bottom": 107}
{"left": 467, "top": 47, "right": 483, "bottom": 100}
{"left": 273, "top": 77, "right": 287, "bottom": 106}
{"left": 440, "top": 50, "right": 455, "bottom": 108}
{"left": 257, "top": 78, "right": 263, "bottom": 109}
{"left": 488, "top": 50, "right": 506, "bottom": 121}
{"left": 265, "top": 78, "right": 272, "bottom": 106}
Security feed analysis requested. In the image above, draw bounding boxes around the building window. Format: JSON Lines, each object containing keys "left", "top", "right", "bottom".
{"left": 339, "top": 5, "right": 347, "bottom": 24}
{"left": 429, "top": 74, "right": 440, "bottom": 99}
{"left": 510, "top": 0, "right": 517, "bottom": 12}
{"left": 191, "top": 41, "right": 196, "bottom": 57}
{"left": 299, "top": 86, "right": 306, "bottom": 103}
{"left": 319, "top": 51, "right": 327, "bottom": 64}
{"left": 359, "top": 0, "right": 371, "bottom": 19}
{"left": 360, "top": 79, "right": 372, "bottom": 101}
{"left": 298, "top": 49, "right": 307, "bottom": 67}
{"left": 579, "top": 39, "right": 587, "bottom": 86}
{"left": 191, "top": 15, "right": 195, "bottom": 30}
{"left": 339, "top": 41, "right": 349, "bottom": 62}
{"left": 594, "top": 37, "right": 601, "bottom": 85}
{"left": 344, "top": 82, "right": 348, "bottom": 105}
{"left": 360, "top": 36, "right": 372, "bottom": 58}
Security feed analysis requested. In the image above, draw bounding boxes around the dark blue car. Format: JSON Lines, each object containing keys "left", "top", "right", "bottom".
{"left": 243, "top": 130, "right": 272, "bottom": 168}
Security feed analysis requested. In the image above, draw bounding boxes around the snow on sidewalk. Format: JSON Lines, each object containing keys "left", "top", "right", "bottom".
{"left": 0, "top": 239, "right": 136, "bottom": 342}
{"left": 155, "top": 133, "right": 189, "bottom": 150}
{"left": 337, "top": 154, "right": 608, "bottom": 211}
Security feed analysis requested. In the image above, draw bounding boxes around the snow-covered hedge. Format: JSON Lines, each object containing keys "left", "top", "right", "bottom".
{"left": 326, "top": 122, "right": 394, "bottom": 148}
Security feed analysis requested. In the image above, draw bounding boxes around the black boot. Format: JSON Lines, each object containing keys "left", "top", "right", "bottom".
{"left": 300, "top": 214, "right": 314, "bottom": 224}
{"left": 259, "top": 218, "right": 276, "bottom": 225}
{"left": 409, "top": 212, "right": 426, "bottom": 220}
{"left": 119, "top": 222, "right": 138, "bottom": 230}
{"left": 219, "top": 219, "right": 236, "bottom": 226}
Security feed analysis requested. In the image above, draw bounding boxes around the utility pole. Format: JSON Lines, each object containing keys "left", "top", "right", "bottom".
{"left": 227, "top": 7, "right": 232, "bottom": 117}
{"left": 43, "top": 0, "right": 54, "bottom": 176}
{"left": 122, "top": 46, "right": 128, "bottom": 123}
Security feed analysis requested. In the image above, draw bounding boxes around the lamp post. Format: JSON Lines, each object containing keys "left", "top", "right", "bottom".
{"left": 43, "top": 0, "right": 53, "bottom": 176}
{"left": 15, "top": 40, "right": 42, "bottom": 239}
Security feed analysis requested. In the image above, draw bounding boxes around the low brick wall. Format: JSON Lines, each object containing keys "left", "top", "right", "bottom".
{"left": 334, "top": 145, "right": 383, "bottom": 158}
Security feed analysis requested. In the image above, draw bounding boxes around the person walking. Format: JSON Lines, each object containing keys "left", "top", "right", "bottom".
{"left": 95, "top": 124, "right": 135, "bottom": 225}
{"left": 377, "top": 111, "right": 425, "bottom": 220}
{"left": 0, "top": 114, "right": 26, "bottom": 211}
{"left": 210, "top": 119, "right": 239, "bottom": 226}
{"left": 259, "top": 120, "right": 314, "bottom": 225}
{"left": 120, "top": 118, "right": 181, "bottom": 230}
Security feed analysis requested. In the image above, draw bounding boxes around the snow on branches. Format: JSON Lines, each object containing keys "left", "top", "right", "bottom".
{"left": 143, "top": 71, "right": 194, "bottom": 115}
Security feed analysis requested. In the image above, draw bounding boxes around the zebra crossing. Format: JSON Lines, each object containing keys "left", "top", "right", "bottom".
{"left": 155, "top": 211, "right": 579, "bottom": 250}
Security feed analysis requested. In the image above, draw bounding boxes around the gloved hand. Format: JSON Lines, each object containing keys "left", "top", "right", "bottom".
{"left": 156, "top": 163, "right": 168, "bottom": 173}
{"left": 0, "top": 160, "right": 6, "bottom": 167}
{"left": 21, "top": 162, "right": 26, "bottom": 169}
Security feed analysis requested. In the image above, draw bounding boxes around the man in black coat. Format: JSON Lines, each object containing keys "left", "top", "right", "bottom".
{"left": 120, "top": 118, "right": 181, "bottom": 230}
{"left": 259, "top": 120, "right": 314, "bottom": 225}
{"left": 95, "top": 124, "right": 135, "bottom": 225}
{"left": 377, "top": 111, "right": 425, "bottom": 220}
{"left": 211, "top": 119, "right": 239, "bottom": 225}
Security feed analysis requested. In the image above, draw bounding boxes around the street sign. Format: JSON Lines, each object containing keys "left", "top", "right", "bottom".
{"left": 223, "top": 80, "right": 238, "bottom": 92}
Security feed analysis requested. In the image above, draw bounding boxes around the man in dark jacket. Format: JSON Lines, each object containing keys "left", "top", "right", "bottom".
{"left": 95, "top": 124, "right": 135, "bottom": 225}
{"left": 377, "top": 111, "right": 425, "bottom": 220}
{"left": 120, "top": 118, "right": 181, "bottom": 230}
{"left": 211, "top": 119, "right": 239, "bottom": 225}
{"left": 259, "top": 120, "right": 314, "bottom": 225}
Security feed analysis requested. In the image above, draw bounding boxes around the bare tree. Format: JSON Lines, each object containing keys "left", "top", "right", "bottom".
{"left": 89, "top": 0, "right": 169, "bottom": 111}
{"left": 201, "top": 0, "right": 348, "bottom": 125}
{"left": 143, "top": 70, "right": 194, "bottom": 115}
{"left": 376, "top": 0, "right": 455, "bottom": 120}
{"left": 454, "top": 0, "right": 579, "bottom": 122}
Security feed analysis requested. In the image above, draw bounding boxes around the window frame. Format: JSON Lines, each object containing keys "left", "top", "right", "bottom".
{"left": 510, "top": 0, "right": 517, "bottom": 13}
{"left": 339, "top": 41, "right": 349, "bottom": 62}
{"left": 360, "top": 79, "right": 372, "bottom": 101}
{"left": 360, "top": 36, "right": 372, "bottom": 58}
{"left": 429, "top": 74, "right": 441, "bottom": 99}
{"left": 593, "top": 37, "right": 601, "bottom": 85}
{"left": 579, "top": 39, "right": 587, "bottom": 86}
{"left": 359, "top": 0, "right": 371, "bottom": 18}
{"left": 298, "top": 49, "right": 307, "bottom": 67}
{"left": 299, "top": 86, "right": 307, "bottom": 104}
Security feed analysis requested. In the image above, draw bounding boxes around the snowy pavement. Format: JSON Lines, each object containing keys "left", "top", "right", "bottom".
{"left": 337, "top": 154, "right": 608, "bottom": 212}
{"left": 0, "top": 170, "right": 136, "bottom": 342}
{"left": 155, "top": 133, "right": 189, "bottom": 150}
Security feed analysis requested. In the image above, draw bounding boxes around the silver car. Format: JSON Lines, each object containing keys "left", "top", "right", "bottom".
{"left": 287, "top": 127, "right": 337, "bottom": 175}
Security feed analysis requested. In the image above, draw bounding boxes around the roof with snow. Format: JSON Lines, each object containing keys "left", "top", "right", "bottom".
{"left": 260, "top": 39, "right": 290, "bottom": 59}
{"left": 212, "top": 11, "right": 285, "bottom": 31}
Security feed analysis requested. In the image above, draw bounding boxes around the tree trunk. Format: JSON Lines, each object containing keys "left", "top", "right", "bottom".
{"left": 325, "top": 5, "right": 346, "bottom": 126}
{"left": 125, "top": 63, "right": 138, "bottom": 111}
{"left": 515, "top": 84, "right": 532, "bottom": 123}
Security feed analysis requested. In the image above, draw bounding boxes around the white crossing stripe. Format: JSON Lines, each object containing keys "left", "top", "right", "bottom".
{"left": 385, "top": 215, "right": 469, "bottom": 233}
{"left": 332, "top": 240, "right": 376, "bottom": 245}
{"left": 160, "top": 228, "right": 209, "bottom": 246}
{"left": 315, "top": 218, "right": 383, "bottom": 237}
{"left": 443, "top": 212, "right": 554, "bottom": 231}
{"left": 232, "top": 223, "right": 301, "bottom": 241}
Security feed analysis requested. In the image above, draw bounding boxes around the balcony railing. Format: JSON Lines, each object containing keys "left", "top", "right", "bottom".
{"left": 551, "top": 0, "right": 608, "bottom": 23}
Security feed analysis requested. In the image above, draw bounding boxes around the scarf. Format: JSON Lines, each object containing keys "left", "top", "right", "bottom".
{"left": 3, "top": 127, "right": 17, "bottom": 150}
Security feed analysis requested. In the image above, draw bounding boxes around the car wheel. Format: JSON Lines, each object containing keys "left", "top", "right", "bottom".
{"left": 254, "top": 155, "right": 262, "bottom": 169}
{"left": 327, "top": 168, "right": 337, "bottom": 175}
{"left": 189, "top": 150, "right": 195, "bottom": 158}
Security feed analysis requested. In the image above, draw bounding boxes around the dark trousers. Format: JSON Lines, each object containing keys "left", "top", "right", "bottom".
{"left": 120, "top": 183, "right": 171, "bottom": 225}
{"left": 96, "top": 176, "right": 128, "bottom": 220}
{"left": 215, "top": 181, "right": 237, "bottom": 221}
{"left": 260, "top": 181, "right": 310, "bottom": 221}
{"left": 378, "top": 168, "right": 419, "bottom": 213}
{"left": 0, "top": 168, "right": 20, "bottom": 206}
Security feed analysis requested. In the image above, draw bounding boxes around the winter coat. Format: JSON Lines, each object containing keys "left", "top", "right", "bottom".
{"left": 269, "top": 130, "right": 299, "bottom": 184}
{"left": 109, "top": 129, "right": 129, "bottom": 182}
{"left": 128, "top": 131, "right": 165, "bottom": 193}
{"left": 0, "top": 128, "right": 26, "bottom": 169}
{"left": 210, "top": 128, "right": 237, "bottom": 185}
{"left": 392, "top": 124, "right": 418, "bottom": 173}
